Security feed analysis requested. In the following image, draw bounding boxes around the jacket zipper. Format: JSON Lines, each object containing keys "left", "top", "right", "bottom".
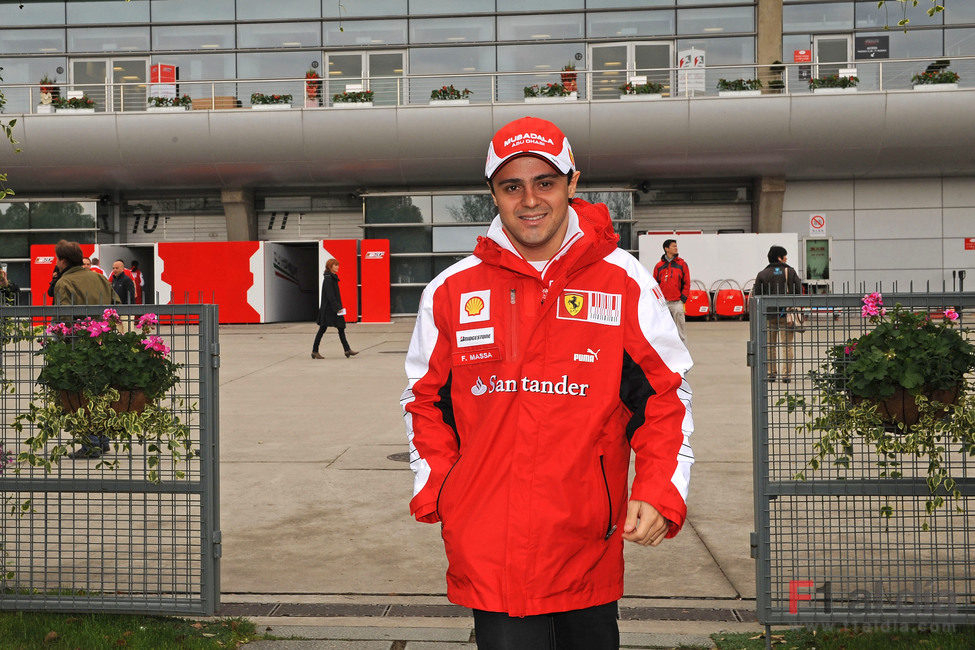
{"left": 599, "top": 455, "right": 616, "bottom": 540}
{"left": 509, "top": 287, "right": 518, "bottom": 361}
{"left": 436, "top": 456, "right": 461, "bottom": 521}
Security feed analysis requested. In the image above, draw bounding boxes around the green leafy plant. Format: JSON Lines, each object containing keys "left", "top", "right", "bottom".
{"left": 37, "top": 310, "right": 180, "bottom": 401}
{"left": 430, "top": 85, "right": 472, "bottom": 100}
{"left": 717, "top": 78, "right": 762, "bottom": 92}
{"left": 332, "top": 90, "right": 374, "bottom": 103}
{"left": 912, "top": 69, "right": 960, "bottom": 85}
{"left": 524, "top": 83, "right": 573, "bottom": 98}
{"left": 809, "top": 74, "right": 859, "bottom": 89}
{"left": 147, "top": 94, "right": 192, "bottom": 108}
{"left": 250, "top": 92, "right": 293, "bottom": 105}
{"left": 619, "top": 81, "right": 663, "bottom": 95}
{"left": 781, "top": 293, "right": 975, "bottom": 526}
{"left": 52, "top": 94, "right": 95, "bottom": 109}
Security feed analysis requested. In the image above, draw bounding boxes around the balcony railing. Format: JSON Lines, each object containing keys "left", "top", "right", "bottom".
{"left": 2, "top": 56, "right": 971, "bottom": 115}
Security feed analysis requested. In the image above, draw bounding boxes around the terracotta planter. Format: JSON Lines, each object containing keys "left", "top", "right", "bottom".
{"left": 855, "top": 385, "right": 961, "bottom": 427}
{"left": 58, "top": 389, "right": 148, "bottom": 414}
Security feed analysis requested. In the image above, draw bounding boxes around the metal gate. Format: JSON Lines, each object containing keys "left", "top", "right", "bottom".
{"left": 0, "top": 304, "right": 220, "bottom": 615}
{"left": 749, "top": 293, "right": 974, "bottom": 630}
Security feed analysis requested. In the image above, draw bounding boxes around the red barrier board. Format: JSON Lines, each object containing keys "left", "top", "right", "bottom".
{"left": 157, "top": 241, "right": 263, "bottom": 323}
{"left": 30, "top": 243, "right": 97, "bottom": 306}
{"left": 360, "top": 239, "right": 391, "bottom": 323}
{"left": 320, "top": 240, "right": 358, "bottom": 323}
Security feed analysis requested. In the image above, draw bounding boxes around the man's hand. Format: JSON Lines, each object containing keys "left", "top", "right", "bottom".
{"left": 622, "top": 500, "right": 669, "bottom": 546}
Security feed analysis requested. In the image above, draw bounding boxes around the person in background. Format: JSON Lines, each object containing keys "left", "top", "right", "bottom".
{"left": 89, "top": 257, "right": 106, "bottom": 276}
{"left": 0, "top": 268, "right": 20, "bottom": 305}
{"left": 652, "top": 239, "right": 691, "bottom": 343}
{"left": 83, "top": 257, "right": 93, "bottom": 271}
{"left": 51, "top": 240, "right": 119, "bottom": 459}
{"left": 130, "top": 260, "right": 145, "bottom": 304}
{"left": 311, "top": 258, "right": 357, "bottom": 359}
{"left": 110, "top": 260, "right": 136, "bottom": 305}
{"left": 753, "top": 245, "right": 802, "bottom": 383}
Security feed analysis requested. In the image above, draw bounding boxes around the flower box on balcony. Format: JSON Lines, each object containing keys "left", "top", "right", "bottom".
{"left": 619, "top": 93, "right": 663, "bottom": 101}
{"left": 333, "top": 102, "right": 373, "bottom": 108}
{"left": 36, "top": 104, "right": 55, "bottom": 114}
{"left": 146, "top": 106, "right": 190, "bottom": 113}
{"left": 55, "top": 108, "right": 96, "bottom": 114}
{"left": 525, "top": 92, "right": 578, "bottom": 104}
{"left": 429, "top": 99, "right": 470, "bottom": 106}
{"left": 251, "top": 103, "right": 292, "bottom": 110}
{"left": 812, "top": 87, "right": 858, "bottom": 94}
{"left": 718, "top": 90, "right": 762, "bottom": 97}
{"left": 912, "top": 83, "right": 959, "bottom": 91}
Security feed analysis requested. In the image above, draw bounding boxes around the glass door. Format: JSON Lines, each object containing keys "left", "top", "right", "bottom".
{"left": 71, "top": 59, "right": 108, "bottom": 111}
{"left": 813, "top": 35, "right": 852, "bottom": 78}
{"left": 71, "top": 57, "right": 147, "bottom": 111}
{"left": 591, "top": 43, "right": 673, "bottom": 99}
{"left": 369, "top": 51, "right": 405, "bottom": 106}
{"left": 590, "top": 44, "right": 627, "bottom": 100}
{"left": 325, "top": 51, "right": 405, "bottom": 106}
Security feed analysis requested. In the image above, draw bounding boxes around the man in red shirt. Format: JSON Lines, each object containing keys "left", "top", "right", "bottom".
{"left": 652, "top": 239, "right": 691, "bottom": 342}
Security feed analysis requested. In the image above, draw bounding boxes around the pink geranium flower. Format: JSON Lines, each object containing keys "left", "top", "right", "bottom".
{"left": 137, "top": 313, "right": 159, "bottom": 332}
{"left": 86, "top": 320, "right": 112, "bottom": 337}
{"left": 141, "top": 335, "right": 170, "bottom": 356}
{"left": 944, "top": 308, "right": 959, "bottom": 322}
{"left": 102, "top": 308, "right": 120, "bottom": 323}
{"left": 861, "top": 292, "right": 884, "bottom": 318}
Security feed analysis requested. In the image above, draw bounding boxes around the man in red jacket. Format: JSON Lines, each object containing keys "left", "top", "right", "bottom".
{"left": 402, "top": 117, "right": 694, "bottom": 649}
{"left": 652, "top": 239, "right": 691, "bottom": 343}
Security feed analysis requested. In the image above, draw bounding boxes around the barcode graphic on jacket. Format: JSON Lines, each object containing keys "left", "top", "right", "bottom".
{"left": 556, "top": 290, "right": 622, "bottom": 326}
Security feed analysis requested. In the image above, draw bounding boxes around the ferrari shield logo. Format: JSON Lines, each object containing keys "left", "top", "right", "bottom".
{"left": 563, "top": 292, "right": 585, "bottom": 317}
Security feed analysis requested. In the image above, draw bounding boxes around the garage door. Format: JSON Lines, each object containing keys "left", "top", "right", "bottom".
{"left": 634, "top": 203, "right": 752, "bottom": 233}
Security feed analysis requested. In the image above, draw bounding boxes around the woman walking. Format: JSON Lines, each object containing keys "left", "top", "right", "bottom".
{"left": 311, "top": 258, "right": 357, "bottom": 359}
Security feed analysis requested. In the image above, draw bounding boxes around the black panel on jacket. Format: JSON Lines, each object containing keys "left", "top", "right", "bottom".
{"left": 436, "top": 371, "right": 460, "bottom": 447}
{"left": 619, "top": 351, "right": 657, "bottom": 441}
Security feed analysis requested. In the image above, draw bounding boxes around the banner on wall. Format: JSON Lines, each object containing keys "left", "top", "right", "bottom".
{"left": 29, "top": 243, "right": 97, "bottom": 306}
{"left": 360, "top": 239, "right": 391, "bottom": 323}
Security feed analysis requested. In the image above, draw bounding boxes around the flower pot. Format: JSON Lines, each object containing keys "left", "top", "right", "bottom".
{"left": 560, "top": 73, "right": 577, "bottom": 92}
{"left": 55, "top": 108, "right": 95, "bottom": 114}
{"left": 305, "top": 98, "right": 322, "bottom": 108}
{"left": 146, "top": 106, "right": 190, "bottom": 112}
{"left": 525, "top": 92, "right": 577, "bottom": 103}
{"left": 855, "top": 385, "right": 961, "bottom": 428}
{"left": 36, "top": 104, "right": 55, "bottom": 114}
{"left": 812, "top": 87, "right": 858, "bottom": 94}
{"left": 619, "top": 93, "right": 663, "bottom": 101}
{"left": 251, "top": 103, "right": 292, "bottom": 110}
{"left": 333, "top": 101, "right": 373, "bottom": 108}
{"left": 912, "top": 83, "right": 959, "bottom": 91}
{"left": 429, "top": 99, "right": 470, "bottom": 106}
{"left": 718, "top": 90, "right": 762, "bottom": 97}
{"left": 58, "top": 389, "right": 148, "bottom": 414}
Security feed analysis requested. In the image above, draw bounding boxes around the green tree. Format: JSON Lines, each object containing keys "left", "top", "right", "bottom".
{"left": 1, "top": 66, "right": 20, "bottom": 200}
{"left": 878, "top": 0, "right": 944, "bottom": 27}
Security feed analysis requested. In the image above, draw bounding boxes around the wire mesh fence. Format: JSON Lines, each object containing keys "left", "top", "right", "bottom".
{"left": 750, "top": 292, "right": 974, "bottom": 629}
{"left": 0, "top": 303, "right": 219, "bottom": 615}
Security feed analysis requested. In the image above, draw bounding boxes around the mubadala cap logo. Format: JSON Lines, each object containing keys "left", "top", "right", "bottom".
{"left": 485, "top": 116, "right": 574, "bottom": 179}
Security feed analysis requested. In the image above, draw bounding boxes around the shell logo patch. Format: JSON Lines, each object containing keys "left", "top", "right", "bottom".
{"left": 460, "top": 290, "right": 490, "bottom": 324}
{"left": 556, "top": 289, "right": 622, "bottom": 326}
{"left": 563, "top": 292, "right": 585, "bottom": 317}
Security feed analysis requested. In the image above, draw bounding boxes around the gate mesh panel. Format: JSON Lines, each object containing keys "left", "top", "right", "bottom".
{"left": 751, "top": 293, "right": 974, "bottom": 626}
{"left": 0, "top": 304, "right": 219, "bottom": 614}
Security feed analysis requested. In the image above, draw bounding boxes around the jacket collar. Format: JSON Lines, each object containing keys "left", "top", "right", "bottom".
{"left": 474, "top": 199, "right": 618, "bottom": 280}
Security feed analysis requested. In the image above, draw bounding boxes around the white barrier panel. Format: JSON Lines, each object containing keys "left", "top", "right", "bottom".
{"left": 639, "top": 232, "right": 800, "bottom": 290}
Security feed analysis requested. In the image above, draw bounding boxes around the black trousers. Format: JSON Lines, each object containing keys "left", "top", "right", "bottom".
{"left": 312, "top": 323, "right": 350, "bottom": 353}
{"left": 473, "top": 602, "right": 619, "bottom": 650}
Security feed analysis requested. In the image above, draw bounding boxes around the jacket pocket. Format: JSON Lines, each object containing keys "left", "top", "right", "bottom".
{"left": 436, "top": 455, "right": 462, "bottom": 522}
{"left": 599, "top": 455, "right": 617, "bottom": 541}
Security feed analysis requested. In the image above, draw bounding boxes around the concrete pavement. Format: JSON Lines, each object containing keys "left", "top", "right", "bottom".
{"left": 214, "top": 318, "right": 762, "bottom": 648}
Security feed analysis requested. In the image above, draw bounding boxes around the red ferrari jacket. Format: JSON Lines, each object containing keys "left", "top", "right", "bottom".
{"left": 402, "top": 199, "right": 694, "bottom": 617}
{"left": 652, "top": 255, "right": 691, "bottom": 303}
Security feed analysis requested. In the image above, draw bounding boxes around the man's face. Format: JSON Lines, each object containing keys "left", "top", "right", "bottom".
{"left": 112, "top": 261, "right": 125, "bottom": 276}
{"left": 665, "top": 242, "right": 678, "bottom": 257}
{"left": 82, "top": 258, "right": 92, "bottom": 270}
{"left": 490, "top": 156, "right": 580, "bottom": 261}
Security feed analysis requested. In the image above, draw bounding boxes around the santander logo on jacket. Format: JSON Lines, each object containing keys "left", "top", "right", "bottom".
{"left": 402, "top": 198, "right": 694, "bottom": 617}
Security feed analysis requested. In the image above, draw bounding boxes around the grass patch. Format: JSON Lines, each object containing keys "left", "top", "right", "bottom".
{"left": 0, "top": 612, "right": 263, "bottom": 649}
{"left": 713, "top": 625, "right": 975, "bottom": 649}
